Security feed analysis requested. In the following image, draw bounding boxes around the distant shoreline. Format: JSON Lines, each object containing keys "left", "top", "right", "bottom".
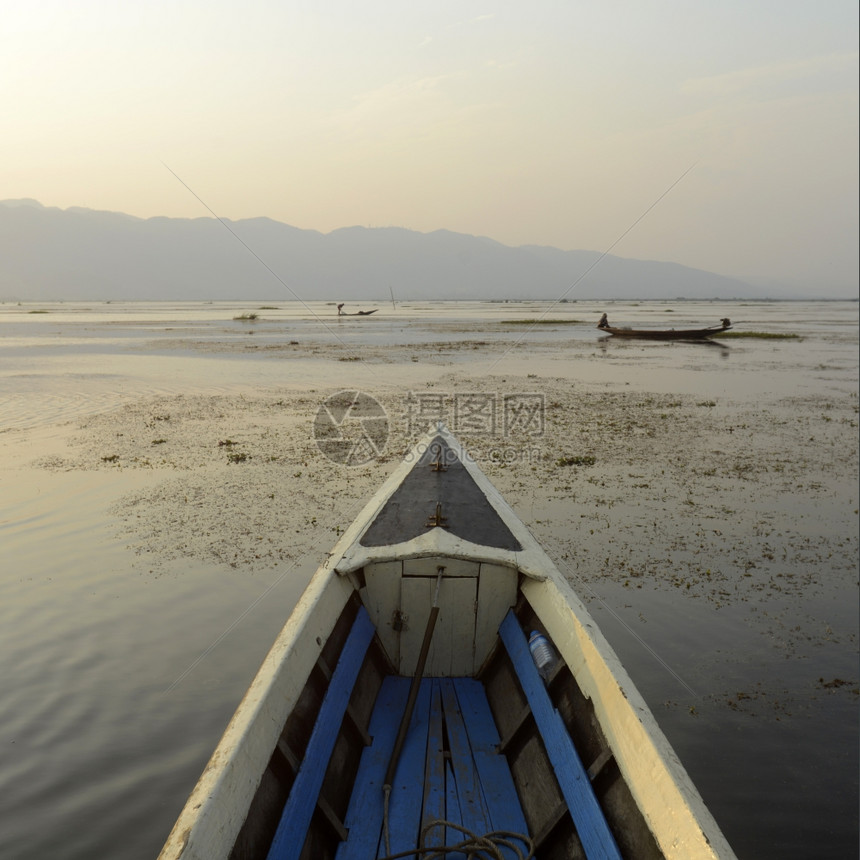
{"left": 1, "top": 296, "right": 857, "bottom": 305}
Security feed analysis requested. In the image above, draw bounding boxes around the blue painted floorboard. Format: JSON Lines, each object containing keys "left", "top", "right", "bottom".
{"left": 335, "top": 676, "right": 409, "bottom": 860}
{"left": 421, "top": 681, "right": 446, "bottom": 850}
{"left": 452, "top": 677, "right": 530, "bottom": 837}
{"left": 380, "top": 680, "right": 432, "bottom": 858}
{"left": 337, "top": 674, "right": 530, "bottom": 860}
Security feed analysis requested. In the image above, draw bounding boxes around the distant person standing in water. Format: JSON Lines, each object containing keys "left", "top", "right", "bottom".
{"left": 337, "top": 303, "right": 344, "bottom": 316}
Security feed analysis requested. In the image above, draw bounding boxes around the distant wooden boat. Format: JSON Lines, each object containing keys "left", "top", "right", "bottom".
{"left": 159, "top": 426, "right": 736, "bottom": 860}
{"left": 598, "top": 314, "right": 732, "bottom": 340}
{"left": 337, "top": 304, "right": 379, "bottom": 316}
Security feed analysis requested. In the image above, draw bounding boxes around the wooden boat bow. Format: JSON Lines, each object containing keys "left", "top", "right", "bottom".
{"left": 158, "top": 424, "right": 737, "bottom": 860}
{"left": 335, "top": 427, "right": 550, "bottom": 580}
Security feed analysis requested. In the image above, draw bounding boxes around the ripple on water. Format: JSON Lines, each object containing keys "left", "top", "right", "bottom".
{"left": 0, "top": 473, "right": 294, "bottom": 860}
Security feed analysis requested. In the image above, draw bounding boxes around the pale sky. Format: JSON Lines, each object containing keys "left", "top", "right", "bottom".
{"left": 2, "top": 1, "right": 857, "bottom": 293}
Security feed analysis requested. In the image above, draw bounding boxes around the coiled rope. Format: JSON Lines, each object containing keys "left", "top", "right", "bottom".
{"left": 378, "top": 818, "right": 534, "bottom": 860}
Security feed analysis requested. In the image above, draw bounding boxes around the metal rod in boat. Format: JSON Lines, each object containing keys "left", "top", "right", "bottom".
{"left": 383, "top": 566, "right": 444, "bottom": 790}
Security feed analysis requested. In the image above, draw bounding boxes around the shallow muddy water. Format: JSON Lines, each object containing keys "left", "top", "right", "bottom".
{"left": 0, "top": 299, "right": 857, "bottom": 859}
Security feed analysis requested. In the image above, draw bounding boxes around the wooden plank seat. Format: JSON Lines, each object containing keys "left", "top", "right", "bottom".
{"left": 498, "top": 610, "right": 622, "bottom": 860}
{"left": 336, "top": 676, "right": 530, "bottom": 860}
{"left": 266, "top": 607, "right": 375, "bottom": 860}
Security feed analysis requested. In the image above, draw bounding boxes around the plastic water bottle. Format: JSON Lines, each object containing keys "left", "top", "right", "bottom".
{"left": 528, "top": 630, "right": 556, "bottom": 682}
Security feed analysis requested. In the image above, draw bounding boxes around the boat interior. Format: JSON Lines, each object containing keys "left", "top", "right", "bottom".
{"left": 231, "top": 587, "right": 663, "bottom": 860}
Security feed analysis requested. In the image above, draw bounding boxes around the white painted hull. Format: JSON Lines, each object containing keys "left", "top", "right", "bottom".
{"left": 159, "top": 427, "right": 736, "bottom": 860}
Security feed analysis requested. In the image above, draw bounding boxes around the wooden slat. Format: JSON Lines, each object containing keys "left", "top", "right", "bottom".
{"left": 498, "top": 611, "right": 622, "bottom": 860}
{"left": 400, "top": 577, "right": 477, "bottom": 676}
{"left": 587, "top": 748, "right": 615, "bottom": 783}
{"left": 475, "top": 563, "right": 518, "bottom": 672}
{"left": 452, "top": 677, "right": 530, "bottom": 836}
{"left": 362, "top": 562, "right": 402, "bottom": 668}
{"left": 432, "top": 577, "right": 478, "bottom": 676}
{"left": 380, "top": 680, "right": 432, "bottom": 858}
{"left": 531, "top": 800, "right": 572, "bottom": 853}
{"left": 421, "top": 681, "right": 446, "bottom": 849}
{"left": 497, "top": 701, "right": 532, "bottom": 754}
{"left": 335, "top": 677, "right": 408, "bottom": 860}
{"left": 266, "top": 607, "right": 375, "bottom": 860}
{"left": 440, "top": 679, "right": 491, "bottom": 835}
{"left": 444, "top": 760, "right": 464, "bottom": 859}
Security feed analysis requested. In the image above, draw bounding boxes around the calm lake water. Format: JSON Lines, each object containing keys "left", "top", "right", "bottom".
{"left": 0, "top": 299, "right": 857, "bottom": 859}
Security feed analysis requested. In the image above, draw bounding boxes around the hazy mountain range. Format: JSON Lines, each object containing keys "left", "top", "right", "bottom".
{"left": 0, "top": 198, "right": 800, "bottom": 302}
